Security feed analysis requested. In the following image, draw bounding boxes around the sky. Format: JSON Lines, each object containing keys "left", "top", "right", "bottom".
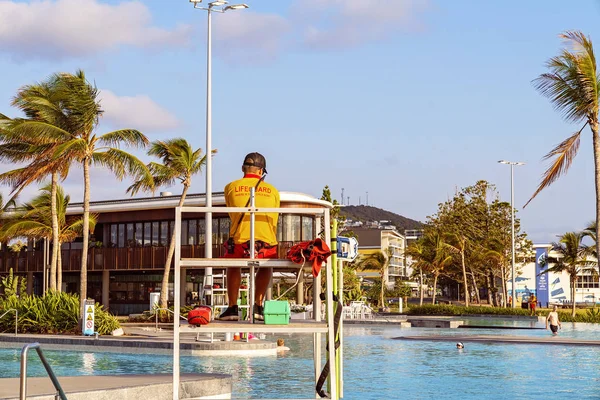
{"left": 1, "top": 0, "right": 600, "bottom": 243}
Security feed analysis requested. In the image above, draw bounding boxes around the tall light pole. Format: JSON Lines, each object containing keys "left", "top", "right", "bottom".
{"left": 190, "top": 0, "right": 248, "bottom": 285}
{"left": 498, "top": 160, "right": 525, "bottom": 308}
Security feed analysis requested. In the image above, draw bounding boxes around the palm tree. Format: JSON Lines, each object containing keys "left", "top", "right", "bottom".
{"left": 541, "top": 232, "right": 596, "bottom": 317}
{"left": 127, "top": 138, "right": 213, "bottom": 310}
{"left": 406, "top": 232, "right": 454, "bottom": 304}
{"left": 0, "top": 184, "right": 96, "bottom": 290}
{"left": 0, "top": 78, "right": 71, "bottom": 291}
{"left": 443, "top": 234, "right": 469, "bottom": 306}
{"left": 354, "top": 248, "right": 391, "bottom": 309}
{"left": 3, "top": 71, "right": 149, "bottom": 312}
{"left": 525, "top": 31, "right": 600, "bottom": 267}
{"left": 405, "top": 241, "right": 426, "bottom": 306}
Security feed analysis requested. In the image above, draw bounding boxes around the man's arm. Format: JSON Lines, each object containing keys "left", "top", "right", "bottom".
{"left": 545, "top": 313, "right": 550, "bottom": 329}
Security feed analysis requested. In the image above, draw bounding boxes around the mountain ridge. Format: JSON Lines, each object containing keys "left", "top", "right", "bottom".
{"left": 339, "top": 205, "right": 423, "bottom": 232}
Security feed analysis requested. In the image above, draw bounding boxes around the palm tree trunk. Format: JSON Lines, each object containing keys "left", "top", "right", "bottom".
{"left": 501, "top": 266, "right": 507, "bottom": 308}
{"left": 571, "top": 275, "right": 577, "bottom": 318}
{"left": 160, "top": 185, "right": 189, "bottom": 311}
{"left": 50, "top": 172, "right": 59, "bottom": 291}
{"left": 80, "top": 159, "right": 91, "bottom": 318}
{"left": 486, "top": 273, "right": 494, "bottom": 305}
{"left": 461, "top": 250, "right": 469, "bottom": 307}
{"left": 419, "top": 268, "right": 424, "bottom": 306}
{"left": 379, "top": 273, "right": 385, "bottom": 309}
{"left": 57, "top": 241, "right": 62, "bottom": 292}
{"left": 432, "top": 273, "right": 438, "bottom": 304}
{"left": 470, "top": 271, "right": 481, "bottom": 305}
{"left": 592, "top": 121, "right": 600, "bottom": 275}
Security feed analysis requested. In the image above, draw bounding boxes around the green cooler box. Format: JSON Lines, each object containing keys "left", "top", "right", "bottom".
{"left": 263, "top": 301, "right": 290, "bottom": 325}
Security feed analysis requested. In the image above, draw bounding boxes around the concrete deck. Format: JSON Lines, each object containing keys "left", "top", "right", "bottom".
{"left": 0, "top": 326, "right": 277, "bottom": 356}
{"left": 0, "top": 373, "right": 230, "bottom": 400}
{"left": 393, "top": 334, "right": 600, "bottom": 347}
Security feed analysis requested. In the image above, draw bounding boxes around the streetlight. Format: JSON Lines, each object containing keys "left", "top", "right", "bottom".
{"left": 189, "top": 0, "right": 249, "bottom": 285}
{"left": 498, "top": 160, "right": 525, "bottom": 308}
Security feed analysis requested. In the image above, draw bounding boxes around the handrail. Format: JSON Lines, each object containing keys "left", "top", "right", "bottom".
{"left": 20, "top": 342, "right": 67, "bottom": 400}
{"left": 153, "top": 307, "right": 188, "bottom": 332}
{"left": 0, "top": 308, "right": 18, "bottom": 336}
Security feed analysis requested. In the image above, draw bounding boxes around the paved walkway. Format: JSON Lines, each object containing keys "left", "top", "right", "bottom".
{"left": 0, "top": 324, "right": 277, "bottom": 356}
{"left": 0, "top": 373, "right": 230, "bottom": 400}
{"left": 393, "top": 334, "right": 600, "bottom": 346}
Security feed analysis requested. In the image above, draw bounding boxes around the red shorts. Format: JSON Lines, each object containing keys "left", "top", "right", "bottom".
{"left": 223, "top": 241, "right": 278, "bottom": 259}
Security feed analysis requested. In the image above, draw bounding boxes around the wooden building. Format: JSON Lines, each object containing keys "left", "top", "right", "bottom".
{"left": 0, "top": 191, "right": 329, "bottom": 315}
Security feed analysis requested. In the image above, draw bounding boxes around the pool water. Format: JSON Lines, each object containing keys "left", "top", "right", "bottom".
{"left": 1, "top": 322, "right": 600, "bottom": 399}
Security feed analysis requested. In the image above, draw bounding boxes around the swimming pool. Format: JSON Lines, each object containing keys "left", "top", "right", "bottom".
{"left": 1, "top": 323, "right": 599, "bottom": 399}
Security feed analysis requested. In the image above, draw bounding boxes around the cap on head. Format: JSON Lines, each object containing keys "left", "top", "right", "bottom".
{"left": 243, "top": 152, "right": 267, "bottom": 174}
{"left": 456, "top": 342, "right": 464, "bottom": 349}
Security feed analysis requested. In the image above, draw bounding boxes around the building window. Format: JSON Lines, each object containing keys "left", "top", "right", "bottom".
{"left": 160, "top": 221, "right": 169, "bottom": 247}
{"left": 301, "top": 216, "right": 314, "bottom": 241}
{"left": 110, "top": 225, "right": 117, "bottom": 247}
{"left": 181, "top": 220, "right": 188, "bottom": 246}
{"left": 219, "top": 218, "right": 230, "bottom": 245}
{"left": 188, "top": 219, "right": 197, "bottom": 245}
{"left": 198, "top": 219, "right": 205, "bottom": 244}
{"left": 144, "top": 222, "right": 151, "bottom": 246}
{"left": 152, "top": 222, "right": 159, "bottom": 246}
{"left": 576, "top": 275, "right": 600, "bottom": 289}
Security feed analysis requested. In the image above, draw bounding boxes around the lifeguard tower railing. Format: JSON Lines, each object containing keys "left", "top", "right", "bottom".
{"left": 171, "top": 188, "right": 341, "bottom": 400}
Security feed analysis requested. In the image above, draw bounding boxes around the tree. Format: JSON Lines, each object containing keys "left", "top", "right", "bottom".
{"left": 43, "top": 71, "right": 149, "bottom": 314}
{"left": 540, "top": 232, "right": 596, "bottom": 317}
{"left": 128, "top": 138, "right": 212, "bottom": 311}
{"left": 0, "top": 78, "right": 72, "bottom": 291}
{"left": 525, "top": 31, "right": 600, "bottom": 270}
{"left": 0, "top": 184, "right": 96, "bottom": 290}
{"left": 353, "top": 249, "right": 391, "bottom": 308}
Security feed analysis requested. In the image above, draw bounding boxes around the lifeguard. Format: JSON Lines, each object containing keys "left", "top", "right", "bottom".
{"left": 217, "top": 152, "right": 280, "bottom": 321}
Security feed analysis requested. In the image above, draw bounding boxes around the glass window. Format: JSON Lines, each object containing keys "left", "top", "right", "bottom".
{"left": 301, "top": 216, "right": 314, "bottom": 241}
{"left": 198, "top": 219, "right": 205, "bottom": 244}
{"left": 144, "top": 223, "right": 151, "bottom": 246}
{"left": 160, "top": 221, "right": 169, "bottom": 247}
{"left": 118, "top": 224, "right": 125, "bottom": 248}
{"left": 135, "top": 223, "right": 143, "bottom": 247}
{"left": 188, "top": 220, "right": 197, "bottom": 245}
{"left": 126, "top": 223, "right": 134, "bottom": 247}
{"left": 181, "top": 220, "right": 188, "bottom": 246}
{"left": 277, "top": 215, "right": 283, "bottom": 241}
{"left": 219, "top": 218, "right": 230, "bottom": 244}
{"left": 152, "top": 222, "right": 159, "bottom": 246}
{"left": 212, "top": 219, "right": 219, "bottom": 245}
{"left": 290, "top": 216, "right": 301, "bottom": 242}
{"left": 110, "top": 225, "right": 117, "bottom": 247}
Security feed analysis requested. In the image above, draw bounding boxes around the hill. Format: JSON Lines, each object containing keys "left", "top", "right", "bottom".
{"left": 340, "top": 205, "right": 423, "bottom": 232}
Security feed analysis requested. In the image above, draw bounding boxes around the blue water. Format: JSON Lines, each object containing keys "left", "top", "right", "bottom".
{"left": 2, "top": 322, "right": 600, "bottom": 399}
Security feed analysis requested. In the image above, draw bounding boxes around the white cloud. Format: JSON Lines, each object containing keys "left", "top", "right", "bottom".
{"left": 0, "top": 0, "right": 192, "bottom": 60}
{"left": 98, "top": 89, "right": 180, "bottom": 132}
{"left": 292, "top": 0, "right": 430, "bottom": 50}
{"left": 213, "top": 11, "right": 291, "bottom": 64}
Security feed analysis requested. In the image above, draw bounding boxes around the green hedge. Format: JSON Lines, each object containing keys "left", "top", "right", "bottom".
{"left": 0, "top": 291, "right": 120, "bottom": 335}
{"left": 406, "top": 304, "right": 532, "bottom": 317}
{"left": 405, "top": 304, "right": 600, "bottom": 323}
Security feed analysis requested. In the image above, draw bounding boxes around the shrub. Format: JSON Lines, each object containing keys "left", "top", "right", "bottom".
{"left": 405, "top": 304, "right": 600, "bottom": 323}
{"left": 0, "top": 291, "right": 120, "bottom": 335}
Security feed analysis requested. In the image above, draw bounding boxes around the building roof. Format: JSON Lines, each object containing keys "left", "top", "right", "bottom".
{"left": 65, "top": 191, "right": 331, "bottom": 215}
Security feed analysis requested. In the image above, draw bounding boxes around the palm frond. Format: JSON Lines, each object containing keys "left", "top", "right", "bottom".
{"left": 99, "top": 129, "right": 149, "bottom": 148}
{"left": 524, "top": 127, "right": 583, "bottom": 208}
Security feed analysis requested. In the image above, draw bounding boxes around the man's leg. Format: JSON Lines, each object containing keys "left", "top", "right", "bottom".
{"left": 255, "top": 268, "right": 273, "bottom": 305}
{"left": 227, "top": 267, "right": 242, "bottom": 306}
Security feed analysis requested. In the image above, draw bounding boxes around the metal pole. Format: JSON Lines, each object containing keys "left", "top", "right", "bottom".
{"left": 204, "top": 7, "right": 213, "bottom": 293}
{"left": 249, "top": 188, "right": 256, "bottom": 323}
{"left": 173, "top": 207, "right": 182, "bottom": 400}
{"left": 511, "top": 164, "right": 516, "bottom": 309}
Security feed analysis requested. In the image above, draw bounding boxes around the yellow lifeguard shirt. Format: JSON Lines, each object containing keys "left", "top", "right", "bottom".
{"left": 224, "top": 174, "right": 280, "bottom": 245}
